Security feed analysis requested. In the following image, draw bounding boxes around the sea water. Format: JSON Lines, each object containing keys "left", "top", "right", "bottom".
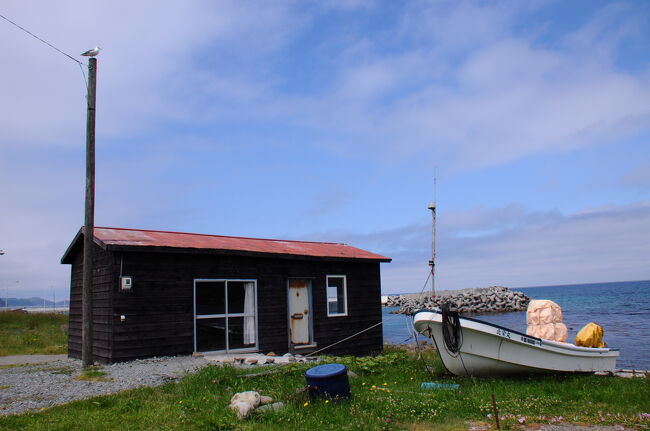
{"left": 382, "top": 280, "right": 650, "bottom": 370}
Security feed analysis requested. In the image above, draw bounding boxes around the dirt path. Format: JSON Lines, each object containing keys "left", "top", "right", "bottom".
{"left": 0, "top": 354, "right": 68, "bottom": 366}
{"left": 0, "top": 355, "right": 209, "bottom": 416}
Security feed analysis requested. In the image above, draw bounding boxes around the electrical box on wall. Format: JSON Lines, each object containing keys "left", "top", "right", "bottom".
{"left": 120, "top": 276, "right": 133, "bottom": 292}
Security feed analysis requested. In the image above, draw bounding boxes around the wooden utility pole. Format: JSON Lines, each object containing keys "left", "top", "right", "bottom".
{"left": 82, "top": 57, "right": 97, "bottom": 367}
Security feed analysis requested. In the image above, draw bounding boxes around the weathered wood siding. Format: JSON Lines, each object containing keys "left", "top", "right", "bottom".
{"left": 67, "top": 247, "right": 384, "bottom": 363}
{"left": 67, "top": 242, "right": 114, "bottom": 362}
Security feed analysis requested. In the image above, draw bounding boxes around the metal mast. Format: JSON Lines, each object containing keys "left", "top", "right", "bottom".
{"left": 428, "top": 167, "right": 437, "bottom": 298}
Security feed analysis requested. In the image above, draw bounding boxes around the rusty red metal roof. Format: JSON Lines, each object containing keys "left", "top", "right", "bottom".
{"left": 63, "top": 226, "right": 391, "bottom": 262}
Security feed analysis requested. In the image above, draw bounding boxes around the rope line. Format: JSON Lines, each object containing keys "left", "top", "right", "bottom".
{"left": 305, "top": 311, "right": 404, "bottom": 357}
{"left": 79, "top": 62, "right": 88, "bottom": 94}
{"left": 416, "top": 270, "right": 432, "bottom": 303}
{"left": 305, "top": 268, "right": 434, "bottom": 358}
{"left": 0, "top": 13, "right": 84, "bottom": 65}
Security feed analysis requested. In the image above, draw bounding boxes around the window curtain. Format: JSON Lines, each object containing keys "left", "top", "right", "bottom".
{"left": 243, "top": 282, "right": 256, "bottom": 345}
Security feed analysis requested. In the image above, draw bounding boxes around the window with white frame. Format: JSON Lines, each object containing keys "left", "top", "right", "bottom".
{"left": 194, "top": 279, "right": 257, "bottom": 352}
{"left": 326, "top": 275, "right": 347, "bottom": 316}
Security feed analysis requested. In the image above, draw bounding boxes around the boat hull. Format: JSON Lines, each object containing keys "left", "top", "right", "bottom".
{"left": 413, "top": 310, "right": 619, "bottom": 376}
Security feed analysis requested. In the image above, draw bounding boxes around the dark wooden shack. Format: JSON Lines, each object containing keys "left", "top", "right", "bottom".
{"left": 61, "top": 227, "right": 391, "bottom": 363}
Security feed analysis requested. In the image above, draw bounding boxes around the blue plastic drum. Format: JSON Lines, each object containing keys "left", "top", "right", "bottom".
{"left": 304, "top": 363, "right": 350, "bottom": 399}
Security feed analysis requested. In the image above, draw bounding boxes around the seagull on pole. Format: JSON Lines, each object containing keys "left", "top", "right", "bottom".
{"left": 81, "top": 47, "right": 101, "bottom": 57}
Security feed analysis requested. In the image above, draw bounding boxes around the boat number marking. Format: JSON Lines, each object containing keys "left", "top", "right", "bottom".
{"left": 496, "top": 329, "right": 511, "bottom": 339}
{"left": 520, "top": 336, "right": 538, "bottom": 346}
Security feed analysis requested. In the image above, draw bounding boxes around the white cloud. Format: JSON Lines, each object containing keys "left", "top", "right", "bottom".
{"left": 398, "top": 0, "right": 521, "bottom": 52}
{"left": 0, "top": 1, "right": 306, "bottom": 146}
{"left": 299, "top": 201, "right": 650, "bottom": 293}
{"left": 274, "top": 1, "right": 650, "bottom": 170}
{"left": 378, "top": 201, "right": 650, "bottom": 293}
{"left": 2, "top": 1, "right": 649, "bottom": 300}
{"left": 620, "top": 163, "right": 650, "bottom": 190}
{"left": 4, "top": 1, "right": 648, "bottom": 169}
{"left": 392, "top": 63, "right": 642, "bottom": 170}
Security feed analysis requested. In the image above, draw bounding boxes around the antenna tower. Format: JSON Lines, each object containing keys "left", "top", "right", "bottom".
{"left": 427, "top": 166, "right": 437, "bottom": 298}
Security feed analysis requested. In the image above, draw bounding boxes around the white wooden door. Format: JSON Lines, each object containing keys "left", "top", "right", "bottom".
{"left": 289, "top": 280, "right": 310, "bottom": 345}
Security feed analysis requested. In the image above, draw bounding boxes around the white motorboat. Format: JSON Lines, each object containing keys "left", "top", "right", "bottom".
{"left": 413, "top": 308, "right": 619, "bottom": 376}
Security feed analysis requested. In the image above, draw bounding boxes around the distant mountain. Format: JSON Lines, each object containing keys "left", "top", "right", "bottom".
{"left": 0, "top": 297, "right": 68, "bottom": 308}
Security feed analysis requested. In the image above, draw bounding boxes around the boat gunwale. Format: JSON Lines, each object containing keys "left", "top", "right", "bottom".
{"left": 413, "top": 308, "right": 540, "bottom": 343}
{"left": 413, "top": 309, "right": 619, "bottom": 355}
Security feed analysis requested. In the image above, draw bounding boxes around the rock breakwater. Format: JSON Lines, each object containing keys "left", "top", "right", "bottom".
{"left": 385, "top": 286, "right": 530, "bottom": 315}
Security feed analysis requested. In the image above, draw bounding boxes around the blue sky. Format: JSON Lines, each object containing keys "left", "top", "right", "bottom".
{"left": 1, "top": 0, "right": 649, "bottom": 299}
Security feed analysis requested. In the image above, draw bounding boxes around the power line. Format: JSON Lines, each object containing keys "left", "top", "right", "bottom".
{"left": 0, "top": 12, "right": 84, "bottom": 65}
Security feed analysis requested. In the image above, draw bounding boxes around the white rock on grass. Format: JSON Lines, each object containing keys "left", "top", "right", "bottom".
{"left": 229, "top": 391, "right": 262, "bottom": 419}
{"left": 256, "top": 402, "right": 285, "bottom": 413}
{"left": 229, "top": 391, "right": 277, "bottom": 419}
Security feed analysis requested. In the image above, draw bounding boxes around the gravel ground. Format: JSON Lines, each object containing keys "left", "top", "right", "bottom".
{"left": 0, "top": 355, "right": 209, "bottom": 416}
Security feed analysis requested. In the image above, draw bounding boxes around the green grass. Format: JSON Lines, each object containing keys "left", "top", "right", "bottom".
{"left": 75, "top": 366, "right": 111, "bottom": 382}
{"left": 0, "top": 312, "right": 68, "bottom": 356}
{"left": 0, "top": 346, "right": 648, "bottom": 430}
